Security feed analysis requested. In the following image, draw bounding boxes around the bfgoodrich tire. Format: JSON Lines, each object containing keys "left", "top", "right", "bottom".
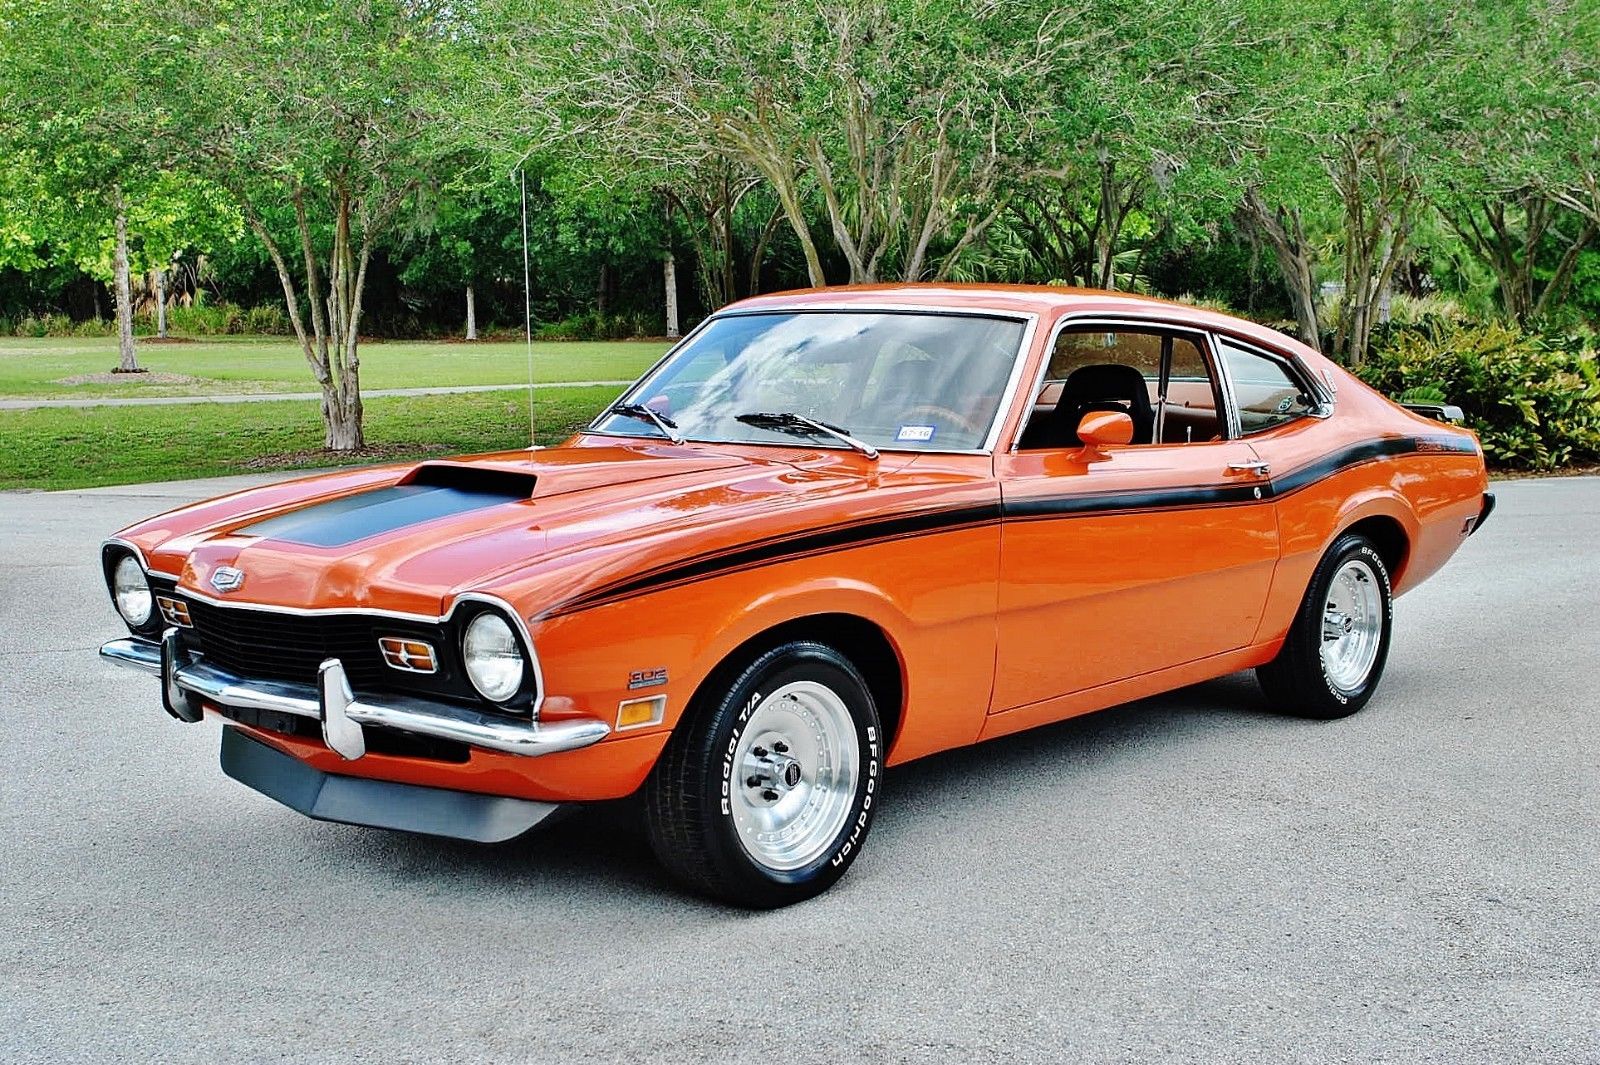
{"left": 1257, "top": 533, "right": 1394, "bottom": 720}
{"left": 644, "top": 641, "right": 882, "bottom": 908}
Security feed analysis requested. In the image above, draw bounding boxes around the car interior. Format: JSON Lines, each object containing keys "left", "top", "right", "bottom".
{"left": 1016, "top": 327, "right": 1321, "bottom": 449}
{"left": 1018, "top": 328, "right": 1225, "bottom": 449}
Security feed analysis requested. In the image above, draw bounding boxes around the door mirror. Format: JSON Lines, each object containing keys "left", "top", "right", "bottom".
{"left": 1076, "top": 410, "right": 1134, "bottom": 447}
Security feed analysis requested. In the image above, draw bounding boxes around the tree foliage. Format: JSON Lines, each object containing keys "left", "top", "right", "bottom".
{"left": 4, "top": 0, "right": 1600, "bottom": 447}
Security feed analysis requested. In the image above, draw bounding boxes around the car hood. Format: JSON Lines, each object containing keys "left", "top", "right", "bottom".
{"left": 124, "top": 442, "right": 944, "bottom": 618}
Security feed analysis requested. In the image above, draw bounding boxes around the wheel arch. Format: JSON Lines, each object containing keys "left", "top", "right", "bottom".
{"left": 1339, "top": 513, "right": 1409, "bottom": 584}
{"left": 1327, "top": 491, "right": 1418, "bottom": 588}
{"left": 690, "top": 612, "right": 907, "bottom": 757}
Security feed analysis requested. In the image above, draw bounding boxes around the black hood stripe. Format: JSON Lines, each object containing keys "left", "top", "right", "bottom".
{"left": 239, "top": 484, "right": 526, "bottom": 548}
{"left": 550, "top": 433, "right": 1477, "bottom": 616}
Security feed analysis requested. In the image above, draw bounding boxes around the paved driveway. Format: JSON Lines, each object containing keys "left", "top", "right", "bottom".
{"left": 2, "top": 475, "right": 1595, "bottom": 1063}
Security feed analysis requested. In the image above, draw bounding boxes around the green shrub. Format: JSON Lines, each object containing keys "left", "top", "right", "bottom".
{"left": 534, "top": 311, "right": 657, "bottom": 341}
{"left": 1359, "top": 320, "right": 1600, "bottom": 471}
{"left": 168, "top": 301, "right": 245, "bottom": 335}
{"left": 243, "top": 304, "right": 290, "bottom": 335}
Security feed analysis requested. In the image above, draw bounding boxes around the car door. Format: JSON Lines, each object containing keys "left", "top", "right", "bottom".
{"left": 991, "top": 321, "right": 1280, "bottom": 711}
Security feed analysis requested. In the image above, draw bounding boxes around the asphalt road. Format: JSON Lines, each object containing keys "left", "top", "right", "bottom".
{"left": 2, "top": 474, "right": 1596, "bottom": 1064}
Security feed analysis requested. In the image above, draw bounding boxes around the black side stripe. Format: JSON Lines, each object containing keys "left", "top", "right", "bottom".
{"left": 1270, "top": 433, "right": 1475, "bottom": 495}
{"left": 550, "top": 433, "right": 1477, "bottom": 614}
{"left": 1001, "top": 433, "right": 1477, "bottom": 520}
{"left": 552, "top": 502, "right": 1001, "bottom": 615}
{"left": 1003, "top": 482, "right": 1259, "bottom": 519}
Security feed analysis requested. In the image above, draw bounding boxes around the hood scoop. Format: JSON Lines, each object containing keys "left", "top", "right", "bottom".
{"left": 399, "top": 462, "right": 538, "bottom": 496}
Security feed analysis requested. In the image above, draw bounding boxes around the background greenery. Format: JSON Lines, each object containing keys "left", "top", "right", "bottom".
{"left": 2, "top": 0, "right": 1598, "bottom": 469}
{"left": 0, "top": 337, "right": 664, "bottom": 397}
{"left": 0, "top": 384, "right": 631, "bottom": 490}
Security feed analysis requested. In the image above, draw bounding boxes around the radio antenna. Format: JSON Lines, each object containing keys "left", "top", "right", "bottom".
{"left": 519, "top": 165, "right": 536, "bottom": 452}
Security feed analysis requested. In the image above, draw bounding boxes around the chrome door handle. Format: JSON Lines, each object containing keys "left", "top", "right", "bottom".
{"left": 1227, "top": 460, "right": 1271, "bottom": 476}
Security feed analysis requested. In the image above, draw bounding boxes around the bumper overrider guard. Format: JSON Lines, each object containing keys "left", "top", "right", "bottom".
{"left": 99, "top": 631, "right": 611, "bottom": 843}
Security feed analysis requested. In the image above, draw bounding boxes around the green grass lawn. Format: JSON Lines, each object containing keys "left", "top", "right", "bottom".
{"left": 0, "top": 385, "right": 632, "bottom": 490}
{"left": 0, "top": 335, "right": 669, "bottom": 398}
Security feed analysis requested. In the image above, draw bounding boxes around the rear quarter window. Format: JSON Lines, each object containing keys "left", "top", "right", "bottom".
{"left": 1219, "top": 339, "right": 1317, "bottom": 433}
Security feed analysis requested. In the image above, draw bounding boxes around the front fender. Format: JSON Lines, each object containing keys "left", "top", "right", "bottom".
{"left": 528, "top": 524, "right": 1001, "bottom": 768}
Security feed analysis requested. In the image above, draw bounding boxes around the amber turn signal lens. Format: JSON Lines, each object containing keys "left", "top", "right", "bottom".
{"left": 378, "top": 636, "right": 438, "bottom": 674}
{"left": 155, "top": 595, "right": 192, "bottom": 628}
{"left": 616, "top": 694, "right": 666, "bottom": 730}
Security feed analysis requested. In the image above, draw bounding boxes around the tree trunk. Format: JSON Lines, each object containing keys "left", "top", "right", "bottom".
{"left": 597, "top": 263, "right": 610, "bottom": 318}
{"left": 155, "top": 268, "right": 168, "bottom": 338}
{"left": 112, "top": 187, "right": 138, "bottom": 372}
{"left": 244, "top": 182, "right": 365, "bottom": 451}
{"left": 663, "top": 251, "right": 680, "bottom": 338}
{"left": 321, "top": 383, "right": 363, "bottom": 449}
{"left": 1240, "top": 191, "right": 1321, "bottom": 350}
{"left": 465, "top": 284, "right": 477, "bottom": 341}
{"left": 1447, "top": 194, "right": 1596, "bottom": 323}
{"left": 747, "top": 203, "right": 784, "bottom": 298}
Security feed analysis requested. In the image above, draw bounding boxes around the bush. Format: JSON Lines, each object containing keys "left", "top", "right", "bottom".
{"left": 40, "top": 313, "right": 78, "bottom": 337}
{"left": 243, "top": 304, "right": 290, "bottom": 335}
{"left": 1359, "top": 320, "right": 1600, "bottom": 471}
{"left": 167, "top": 301, "right": 245, "bottom": 335}
{"left": 534, "top": 311, "right": 658, "bottom": 341}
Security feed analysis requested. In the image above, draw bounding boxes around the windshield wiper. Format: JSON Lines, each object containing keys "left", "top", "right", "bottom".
{"left": 735, "top": 411, "right": 879, "bottom": 460}
{"left": 607, "top": 402, "right": 685, "bottom": 445}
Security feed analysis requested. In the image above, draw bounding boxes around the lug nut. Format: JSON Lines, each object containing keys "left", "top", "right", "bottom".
{"left": 752, "top": 745, "right": 768, "bottom": 758}
{"left": 773, "top": 741, "right": 789, "bottom": 754}
{"left": 761, "top": 789, "right": 779, "bottom": 801}
{"left": 746, "top": 776, "right": 762, "bottom": 788}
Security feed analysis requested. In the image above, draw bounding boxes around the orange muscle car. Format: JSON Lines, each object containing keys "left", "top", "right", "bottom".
{"left": 99, "top": 286, "right": 1493, "bottom": 906}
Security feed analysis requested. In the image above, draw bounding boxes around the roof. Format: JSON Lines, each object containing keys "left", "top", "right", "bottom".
{"left": 726, "top": 283, "right": 1326, "bottom": 367}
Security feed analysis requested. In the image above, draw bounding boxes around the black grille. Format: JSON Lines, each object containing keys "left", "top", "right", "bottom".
{"left": 164, "top": 592, "right": 534, "bottom": 712}
{"left": 182, "top": 599, "right": 391, "bottom": 687}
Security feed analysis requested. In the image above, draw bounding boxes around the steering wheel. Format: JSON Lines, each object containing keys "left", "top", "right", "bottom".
{"left": 901, "top": 403, "right": 985, "bottom": 437}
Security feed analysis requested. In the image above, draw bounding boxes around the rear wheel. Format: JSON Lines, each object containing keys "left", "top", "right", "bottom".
{"left": 645, "top": 641, "right": 882, "bottom": 907}
{"left": 1258, "top": 533, "right": 1393, "bottom": 719}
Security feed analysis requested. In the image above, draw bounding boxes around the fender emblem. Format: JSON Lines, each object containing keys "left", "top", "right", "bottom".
{"left": 210, "top": 566, "right": 245, "bottom": 593}
{"left": 628, "top": 667, "right": 668, "bottom": 690}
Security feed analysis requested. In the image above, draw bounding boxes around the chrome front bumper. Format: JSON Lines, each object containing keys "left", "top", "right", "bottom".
{"left": 99, "top": 633, "right": 610, "bottom": 761}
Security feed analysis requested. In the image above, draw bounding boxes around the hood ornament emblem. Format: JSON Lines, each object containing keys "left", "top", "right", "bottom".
{"left": 210, "top": 566, "right": 245, "bottom": 593}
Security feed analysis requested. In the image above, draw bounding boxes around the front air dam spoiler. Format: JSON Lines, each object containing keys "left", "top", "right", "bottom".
{"left": 220, "top": 728, "right": 566, "bottom": 843}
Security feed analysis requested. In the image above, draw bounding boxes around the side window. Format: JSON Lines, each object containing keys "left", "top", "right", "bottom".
{"left": 1019, "top": 327, "right": 1222, "bottom": 449}
{"left": 1218, "top": 339, "right": 1317, "bottom": 434}
{"left": 1050, "top": 329, "right": 1163, "bottom": 379}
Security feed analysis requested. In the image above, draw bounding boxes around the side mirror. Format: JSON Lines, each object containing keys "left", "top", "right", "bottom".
{"left": 1076, "top": 410, "right": 1134, "bottom": 447}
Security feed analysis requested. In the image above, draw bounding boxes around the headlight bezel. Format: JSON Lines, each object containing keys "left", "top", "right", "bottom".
{"left": 457, "top": 605, "right": 535, "bottom": 709}
{"left": 102, "top": 542, "right": 161, "bottom": 637}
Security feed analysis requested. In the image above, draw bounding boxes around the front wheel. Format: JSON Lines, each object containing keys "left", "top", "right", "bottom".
{"left": 645, "top": 641, "right": 882, "bottom": 907}
{"left": 1257, "top": 533, "right": 1393, "bottom": 719}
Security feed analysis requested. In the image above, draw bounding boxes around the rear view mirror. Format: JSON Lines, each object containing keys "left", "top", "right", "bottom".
{"left": 1076, "top": 410, "right": 1133, "bottom": 447}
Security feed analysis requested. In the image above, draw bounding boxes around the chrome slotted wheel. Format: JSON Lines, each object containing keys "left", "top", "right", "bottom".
{"left": 1320, "top": 558, "right": 1383, "bottom": 693}
{"left": 729, "top": 680, "right": 860, "bottom": 872}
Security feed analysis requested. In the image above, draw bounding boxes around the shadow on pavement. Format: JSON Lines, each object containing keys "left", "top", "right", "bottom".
{"left": 296, "top": 669, "right": 1296, "bottom": 905}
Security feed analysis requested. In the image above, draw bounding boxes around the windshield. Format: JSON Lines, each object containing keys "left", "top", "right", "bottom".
{"left": 591, "top": 311, "right": 1026, "bottom": 452}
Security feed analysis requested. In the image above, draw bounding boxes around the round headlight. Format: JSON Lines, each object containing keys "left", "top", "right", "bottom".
{"left": 462, "top": 612, "right": 525, "bottom": 703}
{"left": 112, "top": 554, "right": 153, "bottom": 628}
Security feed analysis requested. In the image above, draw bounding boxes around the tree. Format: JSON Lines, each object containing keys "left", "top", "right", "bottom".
{"left": 1196, "top": 1, "right": 1445, "bottom": 364}
{"left": 0, "top": 0, "right": 184, "bottom": 369}
{"left": 1421, "top": 0, "right": 1600, "bottom": 323}
{"left": 483, "top": 0, "right": 1067, "bottom": 286}
{"left": 163, "top": 0, "right": 461, "bottom": 449}
{"left": 396, "top": 182, "right": 524, "bottom": 341}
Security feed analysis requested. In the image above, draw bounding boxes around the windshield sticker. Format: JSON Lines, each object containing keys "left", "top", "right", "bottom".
{"left": 896, "top": 425, "right": 936, "bottom": 443}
